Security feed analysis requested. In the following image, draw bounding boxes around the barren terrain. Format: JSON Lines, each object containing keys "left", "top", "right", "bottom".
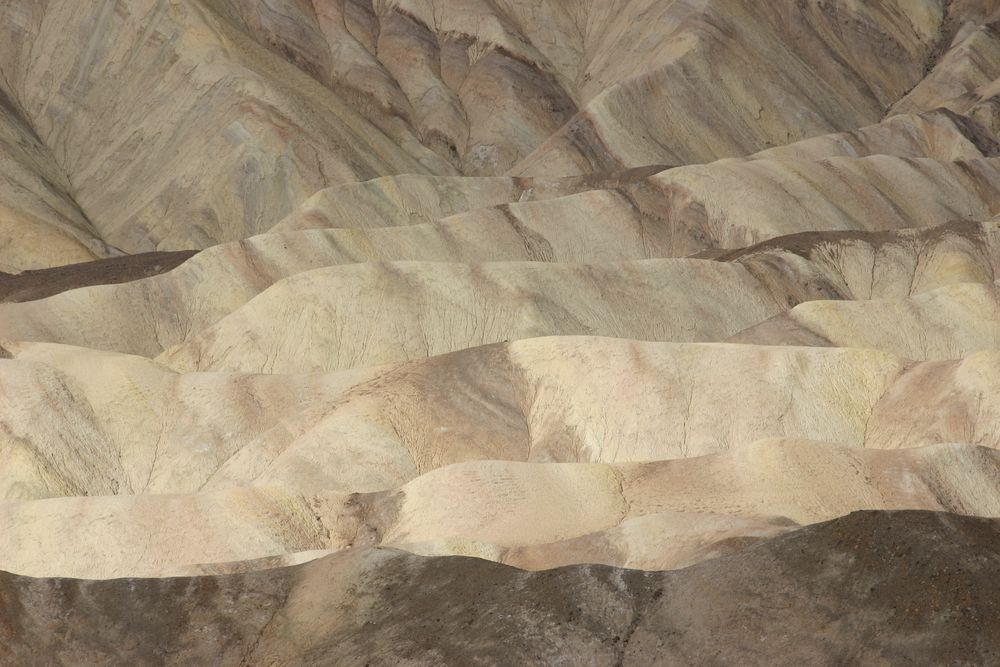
{"left": 2, "top": 1, "right": 1000, "bottom": 665}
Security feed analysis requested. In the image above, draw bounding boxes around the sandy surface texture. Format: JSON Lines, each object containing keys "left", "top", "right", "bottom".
{"left": 2, "top": 0, "right": 1000, "bottom": 663}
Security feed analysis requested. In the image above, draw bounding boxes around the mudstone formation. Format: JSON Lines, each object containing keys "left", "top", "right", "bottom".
{"left": 2, "top": 0, "right": 1000, "bottom": 664}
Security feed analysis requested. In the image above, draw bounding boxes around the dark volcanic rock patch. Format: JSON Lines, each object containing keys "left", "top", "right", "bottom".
{"left": 3, "top": 511, "right": 1000, "bottom": 666}
{"left": 0, "top": 251, "right": 196, "bottom": 303}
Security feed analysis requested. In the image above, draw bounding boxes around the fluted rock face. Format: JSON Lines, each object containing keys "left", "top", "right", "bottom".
{"left": 3, "top": 0, "right": 1000, "bottom": 664}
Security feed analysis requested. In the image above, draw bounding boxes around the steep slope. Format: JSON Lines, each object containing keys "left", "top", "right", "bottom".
{"left": 3, "top": 0, "right": 1000, "bottom": 661}
{"left": 4, "top": 336, "right": 1000, "bottom": 502}
{"left": 3, "top": 336, "right": 1000, "bottom": 579}
{"left": 0, "top": 0, "right": 966, "bottom": 270}
{"left": 0, "top": 91, "right": 112, "bottom": 271}
{"left": 0, "top": 0, "right": 449, "bottom": 262}
{"left": 732, "top": 281, "right": 1000, "bottom": 359}
{"left": 197, "top": 0, "right": 952, "bottom": 176}
{"left": 511, "top": 0, "right": 947, "bottom": 174}
{"left": 0, "top": 217, "right": 994, "bottom": 360}
{"left": 6, "top": 439, "right": 1000, "bottom": 579}
{"left": 154, "top": 259, "right": 818, "bottom": 372}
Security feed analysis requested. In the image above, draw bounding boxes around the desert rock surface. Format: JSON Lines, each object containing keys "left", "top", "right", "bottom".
{"left": 2, "top": 0, "right": 1000, "bottom": 664}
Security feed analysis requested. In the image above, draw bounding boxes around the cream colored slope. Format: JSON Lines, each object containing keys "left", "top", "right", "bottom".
{"left": 3, "top": 440, "right": 1000, "bottom": 579}
{"left": 154, "top": 258, "right": 837, "bottom": 373}
{"left": 152, "top": 240, "right": 1000, "bottom": 375}
{"left": 886, "top": 11, "right": 1000, "bottom": 142}
{"left": 511, "top": 0, "right": 943, "bottom": 175}
{"left": 747, "top": 109, "right": 996, "bottom": 162}
{"left": 11, "top": 338, "right": 1000, "bottom": 502}
{"left": 891, "top": 18, "right": 1000, "bottom": 117}
{"left": 0, "top": 217, "right": 995, "bottom": 360}
{"left": 0, "top": 342, "right": 385, "bottom": 501}
{"left": 451, "top": 156, "right": 1000, "bottom": 258}
{"left": 203, "top": 1, "right": 962, "bottom": 176}
{"left": 636, "top": 156, "right": 1000, "bottom": 250}
{"left": 0, "top": 0, "right": 982, "bottom": 261}
{"left": 0, "top": 339, "right": 893, "bottom": 499}
{"left": 213, "top": 0, "right": 940, "bottom": 174}
{"left": 376, "top": 440, "right": 1000, "bottom": 552}
{"left": 206, "top": 0, "right": 581, "bottom": 174}
{"left": 431, "top": 154, "right": 1000, "bottom": 262}
{"left": 0, "top": 485, "right": 329, "bottom": 578}
{"left": 126, "top": 343, "right": 1000, "bottom": 491}
{"left": 0, "top": 93, "right": 116, "bottom": 272}
{"left": 723, "top": 220, "right": 1000, "bottom": 300}
{"left": 268, "top": 168, "right": 666, "bottom": 233}
{"left": 0, "top": 340, "right": 896, "bottom": 500}
{"left": 267, "top": 174, "right": 580, "bottom": 233}
{"left": 267, "top": 110, "right": 998, "bottom": 260}
{"left": 131, "top": 342, "right": 1000, "bottom": 491}
{"left": 732, "top": 282, "right": 1000, "bottom": 360}
{"left": 270, "top": 123, "right": 1000, "bottom": 257}
{"left": 0, "top": 208, "right": 686, "bottom": 357}
{"left": 269, "top": 109, "right": 996, "bottom": 236}
{"left": 867, "top": 350, "right": 1000, "bottom": 451}
{"left": 0, "top": 0, "right": 450, "bottom": 254}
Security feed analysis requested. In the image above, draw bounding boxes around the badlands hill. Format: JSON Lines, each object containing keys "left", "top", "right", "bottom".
{"left": 2, "top": 0, "right": 1000, "bottom": 664}
{"left": 5, "top": 511, "right": 1000, "bottom": 665}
